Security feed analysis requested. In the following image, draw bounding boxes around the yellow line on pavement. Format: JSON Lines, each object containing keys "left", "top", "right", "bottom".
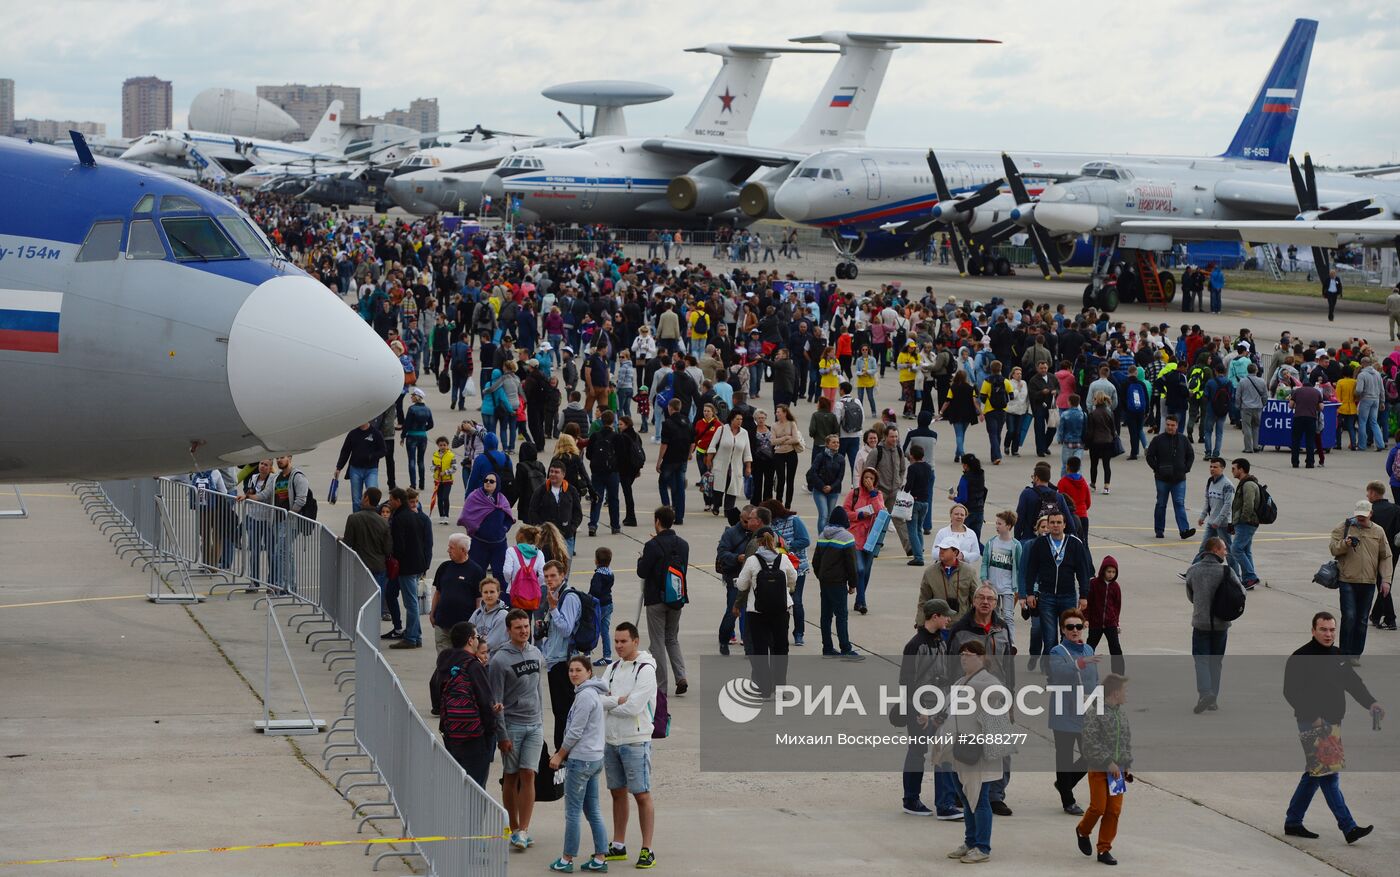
{"left": 0, "top": 594, "right": 146, "bottom": 610}
{"left": 1117, "top": 535, "right": 1327, "bottom": 550}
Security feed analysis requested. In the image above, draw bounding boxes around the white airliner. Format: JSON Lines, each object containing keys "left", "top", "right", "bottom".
{"left": 120, "top": 101, "right": 347, "bottom": 179}
{"left": 385, "top": 130, "right": 574, "bottom": 215}
{"left": 482, "top": 33, "right": 996, "bottom": 227}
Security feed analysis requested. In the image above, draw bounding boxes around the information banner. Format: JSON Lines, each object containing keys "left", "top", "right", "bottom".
{"left": 1258, "top": 399, "right": 1338, "bottom": 449}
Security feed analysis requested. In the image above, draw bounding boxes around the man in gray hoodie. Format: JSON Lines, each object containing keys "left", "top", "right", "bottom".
{"left": 489, "top": 608, "right": 545, "bottom": 851}
{"left": 1184, "top": 538, "right": 1243, "bottom": 714}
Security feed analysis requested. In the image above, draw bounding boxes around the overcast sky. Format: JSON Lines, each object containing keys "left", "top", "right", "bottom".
{"left": 5, "top": 0, "right": 1397, "bottom": 164}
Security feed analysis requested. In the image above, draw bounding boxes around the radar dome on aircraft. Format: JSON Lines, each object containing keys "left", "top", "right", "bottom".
{"left": 188, "top": 88, "right": 300, "bottom": 140}
{"left": 541, "top": 80, "right": 673, "bottom": 137}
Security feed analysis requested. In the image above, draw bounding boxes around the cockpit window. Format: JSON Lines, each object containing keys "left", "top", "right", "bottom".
{"left": 159, "top": 194, "right": 202, "bottom": 212}
{"left": 216, "top": 215, "right": 273, "bottom": 259}
{"left": 76, "top": 220, "right": 123, "bottom": 262}
{"left": 133, "top": 194, "right": 155, "bottom": 214}
{"left": 796, "top": 167, "right": 819, "bottom": 179}
{"left": 161, "top": 217, "right": 241, "bottom": 261}
{"left": 126, "top": 219, "right": 166, "bottom": 260}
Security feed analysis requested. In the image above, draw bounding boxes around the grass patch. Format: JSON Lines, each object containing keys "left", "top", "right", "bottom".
{"left": 1060, "top": 269, "right": 1392, "bottom": 305}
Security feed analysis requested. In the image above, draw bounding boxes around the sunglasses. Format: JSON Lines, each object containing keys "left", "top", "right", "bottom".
{"left": 484, "top": 478, "right": 497, "bottom": 484}
{"left": 1063, "top": 623, "right": 1086, "bottom": 631}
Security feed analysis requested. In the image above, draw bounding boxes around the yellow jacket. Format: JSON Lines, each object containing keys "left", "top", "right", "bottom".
{"left": 897, "top": 350, "right": 919, "bottom": 383}
{"left": 431, "top": 448, "right": 456, "bottom": 482}
{"left": 819, "top": 357, "right": 842, "bottom": 389}
{"left": 1336, "top": 377, "right": 1358, "bottom": 416}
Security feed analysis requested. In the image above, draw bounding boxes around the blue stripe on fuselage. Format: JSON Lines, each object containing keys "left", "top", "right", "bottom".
{"left": 802, "top": 183, "right": 991, "bottom": 228}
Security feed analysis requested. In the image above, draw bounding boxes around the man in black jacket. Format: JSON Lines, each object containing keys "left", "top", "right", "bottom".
{"left": 1027, "top": 360, "right": 1056, "bottom": 457}
{"left": 899, "top": 598, "right": 959, "bottom": 819}
{"left": 715, "top": 506, "right": 760, "bottom": 655}
{"left": 586, "top": 410, "right": 623, "bottom": 537}
{"left": 1366, "top": 481, "right": 1399, "bottom": 630}
{"left": 431, "top": 621, "right": 497, "bottom": 787}
{"left": 1146, "top": 415, "right": 1196, "bottom": 539}
{"left": 388, "top": 487, "right": 430, "bottom": 648}
{"left": 636, "top": 505, "right": 690, "bottom": 696}
{"left": 1025, "top": 510, "right": 1091, "bottom": 659}
{"left": 1282, "top": 611, "right": 1384, "bottom": 843}
{"left": 333, "top": 423, "right": 387, "bottom": 510}
{"left": 530, "top": 464, "right": 584, "bottom": 555}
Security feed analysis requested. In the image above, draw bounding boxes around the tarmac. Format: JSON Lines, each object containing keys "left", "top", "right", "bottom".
{"left": 2, "top": 256, "right": 1396, "bottom": 876}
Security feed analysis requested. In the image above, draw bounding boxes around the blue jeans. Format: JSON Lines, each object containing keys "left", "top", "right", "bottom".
{"left": 858, "top": 386, "right": 877, "bottom": 415}
{"left": 562, "top": 758, "right": 608, "bottom": 860}
{"left": 908, "top": 501, "right": 929, "bottom": 561}
{"left": 855, "top": 550, "right": 872, "bottom": 607}
{"left": 1338, "top": 582, "right": 1376, "bottom": 656}
{"left": 960, "top": 777, "right": 993, "bottom": 853}
{"left": 814, "top": 490, "right": 839, "bottom": 532}
{"left": 1154, "top": 479, "right": 1190, "bottom": 536}
{"left": 903, "top": 721, "right": 960, "bottom": 812}
{"left": 1231, "top": 523, "right": 1258, "bottom": 584}
{"left": 839, "top": 437, "right": 860, "bottom": 475}
{"left": 499, "top": 416, "right": 518, "bottom": 452}
{"left": 1060, "top": 444, "right": 1083, "bottom": 476}
{"left": 1201, "top": 525, "right": 1237, "bottom": 576}
{"left": 658, "top": 462, "right": 687, "bottom": 522}
{"left": 372, "top": 569, "right": 395, "bottom": 627}
{"left": 600, "top": 603, "right": 614, "bottom": 658}
{"left": 1286, "top": 729, "right": 1357, "bottom": 832}
{"left": 1038, "top": 592, "right": 1077, "bottom": 656}
{"left": 1190, "top": 627, "right": 1227, "bottom": 697}
{"left": 1203, "top": 410, "right": 1225, "bottom": 456}
{"left": 953, "top": 422, "right": 968, "bottom": 457}
{"left": 270, "top": 520, "right": 296, "bottom": 592}
{"left": 347, "top": 465, "right": 378, "bottom": 509}
{"left": 588, "top": 471, "right": 621, "bottom": 531}
{"left": 245, "top": 518, "right": 273, "bottom": 582}
{"left": 405, "top": 435, "right": 428, "bottom": 489}
{"left": 1358, "top": 398, "right": 1383, "bottom": 449}
{"left": 985, "top": 410, "right": 1005, "bottom": 462}
{"left": 819, "top": 584, "right": 851, "bottom": 653}
{"left": 391, "top": 575, "right": 423, "bottom": 644}
{"left": 719, "top": 582, "right": 748, "bottom": 645}
{"left": 617, "top": 388, "right": 633, "bottom": 418}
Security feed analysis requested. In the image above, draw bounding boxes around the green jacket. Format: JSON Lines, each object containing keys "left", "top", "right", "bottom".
{"left": 1081, "top": 703, "right": 1133, "bottom": 770}
{"left": 1231, "top": 476, "right": 1261, "bottom": 525}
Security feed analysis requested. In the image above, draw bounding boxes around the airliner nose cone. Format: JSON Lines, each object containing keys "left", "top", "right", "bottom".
{"left": 386, "top": 176, "right": 426, "bottom": 213}
{"left": 773, "top": 184, "right": 809, "bottom": 222}
{"left": 227, "top": 276, "right": 402, "bottom": 452}
{"left": 482, "top": 174, "right": 505, "bottom": 201}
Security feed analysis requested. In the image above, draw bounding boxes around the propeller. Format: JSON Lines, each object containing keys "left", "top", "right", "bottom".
{"left": 1288, "top": 153, "right": 1336, "bottom": 291}
{"left": 897, "top": 151, "right": 1001, "bottom": 275}
{"left": 976, "top": 153, "right": 1062, "bottom": 278}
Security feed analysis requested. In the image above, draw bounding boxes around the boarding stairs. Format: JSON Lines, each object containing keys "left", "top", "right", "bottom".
{"left": 1135, "top": 251, "right": 1169, "bottom": 310}
{"left": 1256, "top": 243, "right": 1286, "bottom": 280}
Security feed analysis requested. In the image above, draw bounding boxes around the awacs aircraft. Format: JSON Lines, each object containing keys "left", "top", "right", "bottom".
{"left": 771, "top": 18, "right": 1318, "bottom": 293}
{"left": 0, "top": 134, "right": 402, "bottom": 482}
{"left": 481, "top": 42, "right": 854, "bottom": 227}
{"left": 120, "top": 101, "right": 346, "bottom": 179}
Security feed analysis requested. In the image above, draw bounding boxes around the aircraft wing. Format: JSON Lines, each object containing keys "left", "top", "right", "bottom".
{"left": 1211, "top": 179, "right": 1301, "bottom": 215}
{"left": 1121, "top": 219, "right": 1400, "bottom": 247}
{"left": 640, "top": 138, "right": 808, "bottom": 167}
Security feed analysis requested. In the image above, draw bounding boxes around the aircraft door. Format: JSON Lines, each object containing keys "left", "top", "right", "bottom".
{"left": 861, "top": 159, "right": 881, "bottom": 200}
{"left": 954, "top": 161, "right": 973, "bottom": 189}
{"left": 580, "top": 179, "right": 597, "bottom": 210}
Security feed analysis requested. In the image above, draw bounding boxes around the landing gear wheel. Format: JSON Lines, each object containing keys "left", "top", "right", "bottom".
{"left": 1158, "top": 272, "right": 1177, "bottom": 302}
{"left": 994, "top": 256, "right": 1011, "bottom": 276}
{"left": 846, "top": 263, "right": 858, "bottom": 279}
{"left": 1096, "top": 286, "right": 1120, "bottom": 313}
{"left": 968, "top": 253, "right": 984, "bottom": 276}
{"left": 835, "top": 262, "right": 849, "bottom": 279}
{"left": 1117, "top": 271, "right": 1139, "bottom": 304}
{"left": 1083, "top": 283, "right": 1096, "bottom": 310}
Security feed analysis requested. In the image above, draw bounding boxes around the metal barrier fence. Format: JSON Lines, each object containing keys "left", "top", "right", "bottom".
{"left": 78, "top": 476, "right": 508, "bottom": 876}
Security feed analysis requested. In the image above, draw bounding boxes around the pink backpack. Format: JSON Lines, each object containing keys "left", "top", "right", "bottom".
{"left": 510, "top": 547, "right": 542, "bottom": 611}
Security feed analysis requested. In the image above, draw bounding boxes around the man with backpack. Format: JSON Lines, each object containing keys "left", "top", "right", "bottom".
{"left": 601, "top": 622, "right": 660, "bottom": 870}
{"left": 540, "top": 559, "right": 598, "bottom": 749}
{"left": 1185, "top": 536, "right": 1246, "bottom": 714}
{"left": 586, "top": 410, "right": 624, "bottom": 537}
{"left": 1228, "top": 459, "right": 1266, "bottom": 591}
{"left": 837, "top": 381, "right": 864, "bottom": 475}
{"left": 636, "top": 506, "right": 689, "bottom": 697}
{"left": 874, "top": 427, "right": 911, "bottom": 557}
{"left": 530, "top": 464, "right": 584, "bottom": 557}
{"left": 1328, "top": 500, "right": 1392, "bottom": 660}
{"left": 1236, "top": 364, "right": 1268, "bottom": 454}
{"left": 1203, "top": 366, "right": 1232, "bottom": 458}
{"left": 1186, "top": 355, "right": 1211, "bottom": 444}
{"left": 432, "top": 621, "right": 496, "bottom": 788}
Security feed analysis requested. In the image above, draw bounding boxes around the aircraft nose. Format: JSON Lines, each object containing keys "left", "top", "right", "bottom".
{"left": 482, "top": 173, "right": 505, "bottom": 201}
{"left": 385, "top": 176, "right": 422, "bottom": 212}
{"left": 773, "top": 184, "right": 810, "bottom": 222}
{"left": 227, "top": 275, "right": 403, "bottom": 452}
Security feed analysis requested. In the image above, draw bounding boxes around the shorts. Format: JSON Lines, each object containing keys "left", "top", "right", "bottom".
{"left": 501, "top": 722, "right": 543, "bottom": 775}
{"left": 604, "top": 741, "right": 652, "bottom": 793}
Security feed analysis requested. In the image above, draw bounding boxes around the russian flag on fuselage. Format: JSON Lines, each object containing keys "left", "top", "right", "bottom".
{"left": 829, "top": 86, "right": 858, "bottom": 108}
{"left": 0, "top": 289, "right": 62, "bottom": 353}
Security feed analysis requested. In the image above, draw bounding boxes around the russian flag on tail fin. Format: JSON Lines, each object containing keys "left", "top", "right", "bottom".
{"left": 1221, "top": 18, "right": 1316, "bottom": 162}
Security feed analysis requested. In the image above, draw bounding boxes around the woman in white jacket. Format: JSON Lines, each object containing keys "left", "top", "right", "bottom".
{"left": 733, "top": 531, "right": 797, "bottom": 696}
{"left": 948, "top": 640, "right": 1003, "bottom": 864}
{"left": 1004, "top": 365, "right": 1031, "bottom": 457}
{"left": 705, "top": 412, "right": 752, "bottom": 516}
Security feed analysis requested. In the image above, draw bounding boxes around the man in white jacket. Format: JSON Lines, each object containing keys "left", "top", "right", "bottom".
{"left": 600, "top": 622, "right": 659, "bottom": 870}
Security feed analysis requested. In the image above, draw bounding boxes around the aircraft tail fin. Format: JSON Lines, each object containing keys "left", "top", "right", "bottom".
{"left": 299, "top": 100, "right": 344, "bottom": 154}
{"left": 1220, "top": 18, "right": 1316, "bottom": 163}
{"left": 782, "top": 32, "right": 999, "bottom": 149}
{"left": 677, "top": 44, "right": 837, "bottom": 144}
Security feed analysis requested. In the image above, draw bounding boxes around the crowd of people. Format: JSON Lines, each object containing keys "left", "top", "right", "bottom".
{"left": 181, "top": 190, "right": 1399, "bottom": 867}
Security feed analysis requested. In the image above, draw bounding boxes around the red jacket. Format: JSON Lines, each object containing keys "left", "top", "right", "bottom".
{"left": 1057, "top": 474, "right": 1092, "bottom": 517}
{"left": 1086, "top": 555, "right": 1122, "bottom": 629}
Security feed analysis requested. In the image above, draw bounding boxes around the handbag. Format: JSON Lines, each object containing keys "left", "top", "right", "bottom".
{"left": 864, "top": 509, "right": 893, "bottom": 556}
{"left": 1111, "top": 435, "right": 1125, "bottom": 458}
{"left": 891, "top": 490, "right": 916, "bottom": 521}
{"left": 1299, "top": 723, "right": 1344, "bottom": 777}
{"left": 534, "top": 743, "right": 566, "bottom": 802}
{"left": 1313, "top": 521, "right": 1350, "bottom": 589}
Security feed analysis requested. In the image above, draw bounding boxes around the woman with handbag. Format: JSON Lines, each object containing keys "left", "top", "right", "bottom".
{"left": 548, "top": 656, "right": 611, "bottom": 873}
{"left": 705, "top": 412, "right": 753, "bottom": 516}
{"left": 1085, "top": 393, "right": 1119, "bottom": 494}
{"left": 841, "top": 467, "right": 886, "bottom": 614}
{"left": 948, "top": 640, "right": 1002, "bottom": 864}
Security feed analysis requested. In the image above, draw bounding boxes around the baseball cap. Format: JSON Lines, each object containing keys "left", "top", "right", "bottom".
{"left": 1355, "top": 500, "right": 1373, "bottom": 518}
{"left": 922, "top": 598, "right": 957, "bottom": 620}
{"left": 935, "top": 535, "right": 962, "bottom": 551}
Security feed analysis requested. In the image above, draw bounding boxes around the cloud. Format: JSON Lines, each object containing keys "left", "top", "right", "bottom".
{"left": 3, "top": 0, "right": 1397, "bottom": 162}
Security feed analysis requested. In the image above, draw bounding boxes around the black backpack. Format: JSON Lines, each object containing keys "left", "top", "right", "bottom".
{"left": 988, "top": 379, "right": 1009, "bottom": 411}
{"left": 1210, "top": 382, "right": 1231, "bottom": 417}
{"left": 1255, "top": 481, "right": 1278, "bottom": 525}
{"left": 753, "top": 553, "right": 789, "bottom": 615}
{"left": 694, "top": 312, "right": 710, "bottom": 335}
{"left": 490, "top": 456, "right": 516, "bottom": 504}
{"left": 439, "top": 662, "right": 484, "bottom": 743}
{"left": 841, "top": 398, "right": 863, "bottom": 433}
{"left": 1211, "top": 568, "right": 1247, "bottom": 623}
{"left": 590, "top": 430, "right": 619, "bottom": 474}
{"left": 565, "top": 587, "right": 603, "bottom": 654}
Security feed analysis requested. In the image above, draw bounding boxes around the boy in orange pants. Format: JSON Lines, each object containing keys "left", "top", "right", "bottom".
{"left": 1076, "top": 673, "right": 1132, "bottom": 866}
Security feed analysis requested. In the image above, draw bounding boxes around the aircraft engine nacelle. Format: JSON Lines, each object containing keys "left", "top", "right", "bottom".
{"left": 667, "top": 175, "right": 739, "bottom": 214}
{"left": 739, "top": 180, "right": 782, "bottom": 219}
